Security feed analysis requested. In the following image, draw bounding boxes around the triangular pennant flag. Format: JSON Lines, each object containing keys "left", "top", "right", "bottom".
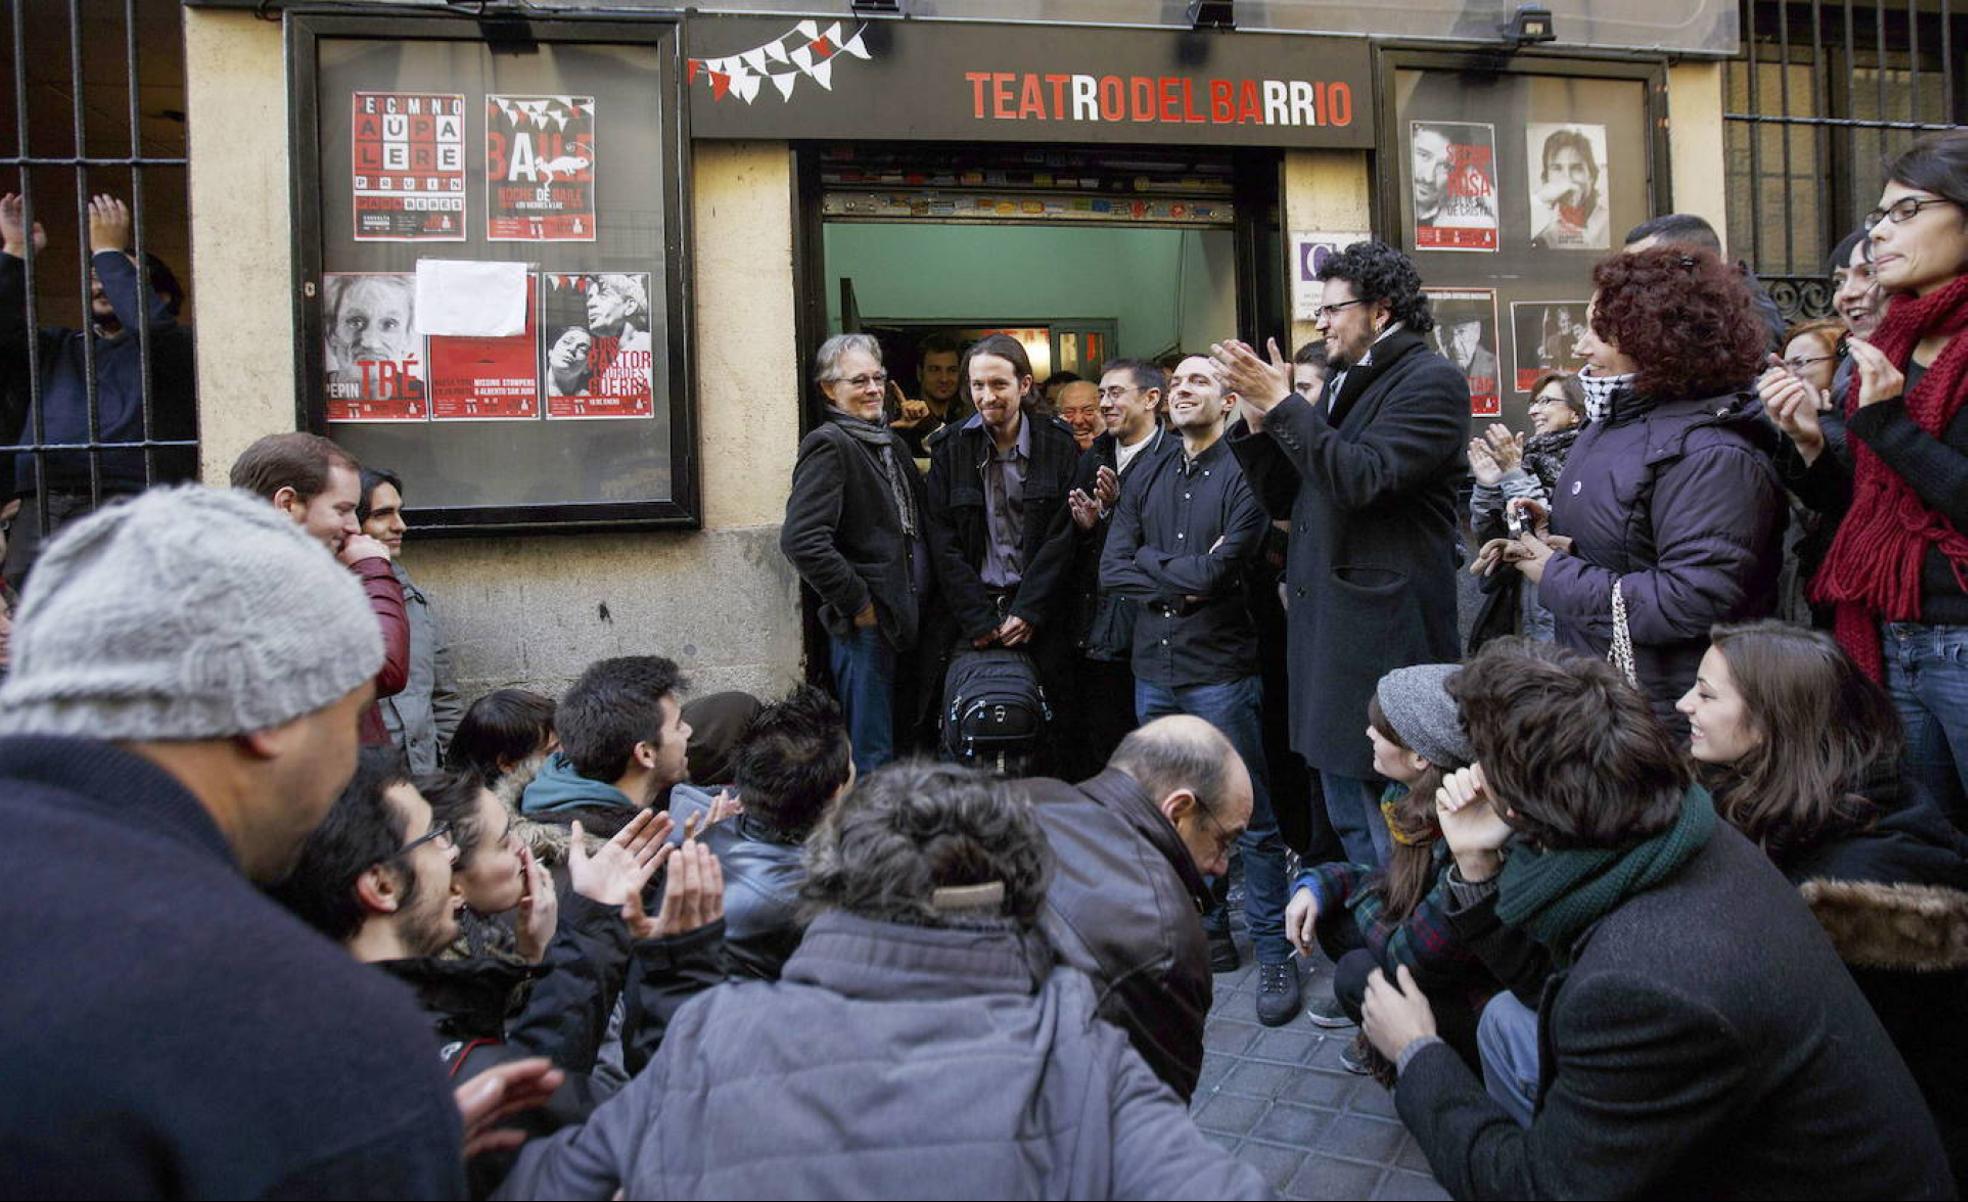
{"left": 790, "top": 45, "right": 813, "bottom": 70}
{"left": 771, "top": 73, "right": 797, "bottom": 100}
{"left": 840, "top": 31, "right": 871, "bottom": 60}
{"left": 811, "top": 59, "right": 834, "bottom": 89}
{"left": 732, "top": 73, "right": 761, "bottom": 103}
{"left": 710, "top": 71, "right": 731, "bottom": 100}
{"left": 687, "top": 59, "right": 702, "bottom": 82}
{"left": 796, "top": 19, "right": 819, "bottom": 38}
{"left": 812, "top": 35, "right": 833, "bottom": 59}
{"left": 742, "top": 47, "right": 768, "bottom": 72}
{"left": 764, "top": 38, "right": 790, "bottom": 63}
{"left": 822, "top": 22, "right": 844, "bottom": 46}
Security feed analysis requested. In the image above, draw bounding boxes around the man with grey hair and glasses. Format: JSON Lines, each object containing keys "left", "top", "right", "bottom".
{"left": 494, "top": 759, "right": 1270, "bottom": 1200}
{"left": 781, "top": 333, "right": 930, "bottom": 773}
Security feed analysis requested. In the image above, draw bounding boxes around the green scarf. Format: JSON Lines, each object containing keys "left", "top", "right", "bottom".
{"left": 1495, "top": 785, "right": 1717, "bottom": 961}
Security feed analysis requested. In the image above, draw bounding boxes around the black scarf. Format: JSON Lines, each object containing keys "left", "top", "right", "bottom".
{"left": 1521, "top": 426, "right": 1579, "bottom": 496}
{"left": 829, "top": 410, "right": 918, "bottom": 539}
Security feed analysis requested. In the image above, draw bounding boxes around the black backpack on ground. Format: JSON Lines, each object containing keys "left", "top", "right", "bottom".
{"left": 940, "top": 648, "right": 1051, "bottom": 774}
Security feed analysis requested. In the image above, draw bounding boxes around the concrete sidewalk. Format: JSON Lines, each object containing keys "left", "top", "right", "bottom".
{"left": 1191, "top": 952, "right": 1451, "bottom": 1201}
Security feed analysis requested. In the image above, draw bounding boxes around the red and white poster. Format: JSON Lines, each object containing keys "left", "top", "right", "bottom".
{"left": 486, "top": 95, "right": 597, "bottom": 242}
{"left": 1425, "top": 288, "right": 1503, "bottom": 417}
{"left": 322, "top": 273, "right": 427, "bottom": 423}
{"left": 542, "top": 272, "right": 655, "bottom": 420}
{"left": 1410, "top": 120, "right": 1499, "bottom": 253}
{"left": 350, "top": 92, "right": 467, "bottom": 242}
{"left": 426, "top": 274, "right": 541, "bottom": 421}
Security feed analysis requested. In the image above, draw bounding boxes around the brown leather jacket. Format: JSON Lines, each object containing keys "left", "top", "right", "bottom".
{"left": 1022, "top": 768, "right": 1214, "bottom": 1100}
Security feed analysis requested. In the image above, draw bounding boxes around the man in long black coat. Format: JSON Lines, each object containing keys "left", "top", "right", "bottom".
{"left": 1219, "top": 240, "right": 1468, "bottom": 867}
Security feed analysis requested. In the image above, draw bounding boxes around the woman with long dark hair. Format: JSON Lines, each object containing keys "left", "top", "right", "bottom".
{"left": 1487, "top": 247, "right": 1784, "bottom": 734}
{"left": 1677, "top": 620, "right": 1968, "bottom": 1189}
{"left": 1761, "top": 129, "right": 1968, "bottom": 829}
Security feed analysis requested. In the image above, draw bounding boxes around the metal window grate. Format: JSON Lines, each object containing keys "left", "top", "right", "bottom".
{"left": 1724, "top": 0, "right": 1964, "bottom": 324}
{"left": 0, "top": 0, "right": 195, "bottom": 575}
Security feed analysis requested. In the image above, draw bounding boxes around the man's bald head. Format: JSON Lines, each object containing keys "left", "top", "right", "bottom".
{"left": 1111, "top": 715, "right": 1248, "bottom": 816}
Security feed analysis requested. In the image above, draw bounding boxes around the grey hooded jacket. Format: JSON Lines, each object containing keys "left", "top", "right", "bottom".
{"left": 380, "top": 562, "right": 465, "bottom": 773}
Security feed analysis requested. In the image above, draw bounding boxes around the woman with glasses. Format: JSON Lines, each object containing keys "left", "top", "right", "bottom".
{"left": 780, "top": 333, "right": 931, "bottom": 775}
{"left": 1481, "top": 246, "right": 1784, "bottom": 736}
{"left": 1762, "top": 129, "right": 1968, "bottom": 830}
{"left": 1466, "top": 373, "right": 1585, "bottom": 649}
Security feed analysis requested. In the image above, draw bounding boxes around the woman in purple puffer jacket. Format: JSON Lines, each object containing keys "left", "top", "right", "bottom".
{"left": 1484, "top": 247, "right": 1785, "bottom": 736}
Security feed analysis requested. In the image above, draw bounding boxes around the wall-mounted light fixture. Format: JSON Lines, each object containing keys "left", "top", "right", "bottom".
{"left": 1187, "top": 0, "right": 1235, "bottom": 31}
{"left": 1501, "top": 5, "right": 1557, "bottom": 46}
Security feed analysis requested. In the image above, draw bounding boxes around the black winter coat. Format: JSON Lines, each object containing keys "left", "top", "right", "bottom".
{"left": 1540, "top": 391, "right": 1784, "bottom": 734}
{"left": 1024, "top": 769, "right": 1214, "bottom": 1101}
{"left": 781, "top": 410, "right": 929, "bottom": 651}
{"left": 1404, "top": 823, "right": 1952, "bottom": 1200}
{"left": 1229, "top": 330, "right": 1468, "bottom": 778}
{"left": 925, "top": 409, "right": 1083, "bottom": 642}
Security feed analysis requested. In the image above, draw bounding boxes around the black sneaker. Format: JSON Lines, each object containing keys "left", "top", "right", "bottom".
{"left": 1304, "top": 987, "right": 1356, "bottom": 1030}
{"left": 1339, "top": 1032, "right": 1376, "bottom": 1076}
{"left": 1254, "top": 961, "right": 1302, "bottom": 1027}
{"left": 1207, "top": 928, "right": 1240, "bottom": 974}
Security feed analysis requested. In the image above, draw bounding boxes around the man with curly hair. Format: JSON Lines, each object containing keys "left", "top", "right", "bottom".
{"left": 1216, "top": 241, "right": 1470, "bottom": 884}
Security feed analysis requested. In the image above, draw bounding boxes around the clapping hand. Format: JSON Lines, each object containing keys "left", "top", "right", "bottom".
{"left": 1468, "top": 438, "right": 1505, "bottom": 488}
{"left": 1068, "top": 488, "right": 1101, "bottom": 531}
{"left": 86, "top": 194, "right": 130, "bottom": 255}
{"left": 1758, "top": 358, "right": 1828, "bottom": 462}
{"left": 568, "top": 810, "right": 673, "bottom": 908}
{"left": 1483, "top": 424, "right": 1525, "bottom": 473}
{"left": 0, "top": 193, "right": 47, "bottom": 257}
{"left": 1209, "top": 338, "right": 1293, "bottom": 413}
{"left": 513, "top": 846, "right": 557, "bottom": 964}
{"left": 621, "top": 838, "right": 725, "bottom": 941}
{"left": 1846, "top": 338, "right": 1905, "bottom": 410}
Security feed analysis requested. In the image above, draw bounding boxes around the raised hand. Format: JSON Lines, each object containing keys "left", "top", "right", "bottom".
{"left": 620, "top": 839, "right": 725, "bottom": 940}
{"left": 0, "top": 193, "right": 47, "bottom": 256}
{"left": 1846, "top": 337, "right": 1905, "bottom": 410}
{"left": 568, "top": 810, "right": 672, "bottom": 907}
{"left": 1483, "top": 423, "right": 1524, "bottom": 473}
{"left": 86, "top": 194, "right": 130, "bottom": 255}
{"left": 1093, "top": 465, "right": 1120, "bottom": 510}
{"left": 1468, "top": 438, "right": 1504, "bottom": 488}
{"left": 513, "top": 845, "right": 557, "bottom": 964}
{"left": 1068, "top": 488, "right": 1101, "bottom": 531}
{"left": 1434, "top": 764, "right": 1514, "bottom": 883}
{"left": 1758, "top": 361, "right": 1827, "bottom": 462}
{"left": 1209, "top": 337, "right": 1292, "bottom": 412}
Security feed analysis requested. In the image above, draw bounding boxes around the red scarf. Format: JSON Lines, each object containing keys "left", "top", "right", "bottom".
{"left": 1811, "top": 272, "right": 1968, "bottom": 681}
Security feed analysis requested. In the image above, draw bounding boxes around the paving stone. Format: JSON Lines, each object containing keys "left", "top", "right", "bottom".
{"left": 1204, "top": 1019, "right": 1262, "bottom": 1055}
{"left": 1324, "top": 1114, "right": 1409, "bottom": 1165}
{"left": 1246, "top": 1026, "right": 1318, "bottom": 1064}
{"left": 1193, "top": 1055, "right": 1233, "bottom": 1095}
{"left": 1275, "top": 1065, "right": 1357, "bottom": 1110}
{"left": 1222, "top": 1057, "right": 1302, "bottom": 1098}
{"left": 1286, "top": 1153, "right": 1385, "bottom": 1199}
{"left": 1203, "top": 1130, "right": 1241, "bottom": 1153}
{"left": 1348, "top": 1079, "right": 1401, "bottom": 1119}
{"left": 1232, "top": 1139, "right": 1307, "bottom": 1192}
{"left": 1193, "top": 1091, "right": 1270, "bottom": 1136}
{"left": 1372, "top": 1168, "right": 1454, "bottom": 1201}
{"left": 1248, "top": 1101, "right": 1335, "bottom": 1148}
{"left": 1395, "top": 1139, "right": 1437, "bottom": 1176}
{"left": 1305, "top": 1033, "right": 1361, "bottom": 1073}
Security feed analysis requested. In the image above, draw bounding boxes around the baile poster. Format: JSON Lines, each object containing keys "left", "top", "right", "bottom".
{"left": 1410, "top": 120, "right": 1499, "bottom": 252}
{"left": 543, "top": 272, "right": 656, "bottom": 419}
{"left": 322, "top": 273, "right": 427, "bottom": 422}
{"left": 1426, "top": 288, "right": 1502, "bottom": 417}
{"left": 486, "top": 95, "right": 597, "bottom": 242}
{"left": 1526, "top": 124, "right": 1611, "bottom": 250}
{"left": 350, "top": 92, "right": 467, "bottom": 242}
{"left": 1510, "top": 300, "right": 1591, "bottom": 391}
{"left": 426, "top": 274, "right": 542, "bottom": 421}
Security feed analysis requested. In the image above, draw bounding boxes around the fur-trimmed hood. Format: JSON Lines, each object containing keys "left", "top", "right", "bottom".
{"left": 1802, "top": 877, "right": 1968, "bottom": 973}
{"left": 492, "top": 754, "right": 606, "bottom": 865}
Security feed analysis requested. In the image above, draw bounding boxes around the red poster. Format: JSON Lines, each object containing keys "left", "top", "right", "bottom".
{"left": 427, "top": 275, "right": 541, "bottom": 421}
{"left": 350, "top": 92, "right": 467, "bottom": 242}
{"left": 486, "top": 95, "right": 597, "bottom": 242}
{"left": 543, "top": 273, "right": 656, "bottom": 420}
{"left": 1410, "top": 120, "right": 1499, "bottom": 253}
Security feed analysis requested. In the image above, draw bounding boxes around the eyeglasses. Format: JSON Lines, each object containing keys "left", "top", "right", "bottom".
{"left": 1098, "top": 385, "right": 1139, "bottom": 400}
{"left": 1196, "top": 805, "right": 1242, "bottom": 860}
{"left": 1313, "top": 298, "right": 1368, "bottom": 322}
{"left": 830, "top": 372, "right": 889, "bottom": 390}
{"left": 1782, "top": 354, "right": 1837, "bottom": 372}
{"left": 1863, "top": 196, "right": 1959, "bottom": 231}
{"left": 397, "top": 819, "right": 454, "bottom": 857}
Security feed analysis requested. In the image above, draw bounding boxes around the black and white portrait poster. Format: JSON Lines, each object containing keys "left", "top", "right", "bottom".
{"left": 1409, "top": 121, "right": 1499, "bottom": 252}
{"left": 486, "top": 95, "right": 598, "bottom": 242}
{"left": 543, "top": 272, "right": 655, "bottom": 419}
{"left": 1509, "top": 300, "right": 1591, "bottom": 392}
{"left": 349, "top": 92, "right": 466, "bottom": 242}
{"left": 322, "top": 273, "right": 427, "bottom": 422}
{"left": 1526, "top": 124, "right": 1610, "bottom": 250}
{"left": 1426, "top": 288, "right": 1502, "bottom": 416}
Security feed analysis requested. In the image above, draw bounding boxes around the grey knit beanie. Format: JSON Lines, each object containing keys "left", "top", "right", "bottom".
{"left": 0, "top": 485, "right": 385, "bottom": 739}
{"left": 1375, "top": 663, "right": 1473, "bottom": 771}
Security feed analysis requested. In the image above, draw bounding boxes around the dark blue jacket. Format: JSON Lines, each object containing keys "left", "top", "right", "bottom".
{"left": 1541, "top": 390, "right": 1784, "bottom": 733}
{"left": 0, "top": 736, "right": 464, "bottom": 1198}
{"left": 0, "top": 251, "right": 196, "bottom": 495}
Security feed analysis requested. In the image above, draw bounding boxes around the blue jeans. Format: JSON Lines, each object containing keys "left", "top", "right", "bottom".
{"left": 1884, "top": 623, "right": 1968, "bottom": 828}
{"left": 829, "top": 625, "right": 896, "bottom": 776}
{"left": 1477, "top": 991, "right": 1540, "bottom": 1128}
{"left": 1318, "top": 770, "right": 1393, "bottom": 868}
{"left": 1136, "top": 675, "right": 1291, "bottom": 964}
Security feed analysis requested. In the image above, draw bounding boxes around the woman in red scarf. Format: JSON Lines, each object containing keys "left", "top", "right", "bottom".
{"left": 1763, "top": 129, "right": 1968, "bottom": 829}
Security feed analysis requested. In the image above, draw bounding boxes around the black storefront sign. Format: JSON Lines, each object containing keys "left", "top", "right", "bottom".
{"left": 686, "top": 16, "right": 1374, "bottom": 149}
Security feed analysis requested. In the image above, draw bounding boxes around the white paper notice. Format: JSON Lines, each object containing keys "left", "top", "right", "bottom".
{"left": 415, "top": 259, "right": 529, "bottom": 337}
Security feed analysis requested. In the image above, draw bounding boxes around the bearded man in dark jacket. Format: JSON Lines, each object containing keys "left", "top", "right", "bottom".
{"left": 1219, "top": 240, "right": 1469, "bottom": 869}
